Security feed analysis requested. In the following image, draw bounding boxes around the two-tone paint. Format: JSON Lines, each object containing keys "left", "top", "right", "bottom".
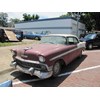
{"left": 10, "top": 34, "right": 85, "bottom": 79}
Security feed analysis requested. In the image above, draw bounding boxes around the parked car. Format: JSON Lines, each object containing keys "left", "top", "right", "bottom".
{"left": 23, "top": 31, "right": 49, "bottom": 40}
{"left": 10, "top": 34, "right": 85, "bottom": 79}
{"left": 23, "top": 32, "right": 36, "bottom": 39}
{"left": 13, "top": 30, "right": 24, "bottom": 41}
{"left": 80, "top": 33, "right": 100, "bottom": 49}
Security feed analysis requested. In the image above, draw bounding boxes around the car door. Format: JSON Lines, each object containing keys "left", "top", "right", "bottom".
{"left": 93, "top": 34, "right": 100, "bottom": 46}
{"left": 65, "top": 37, "right": 79, "bottom": 64}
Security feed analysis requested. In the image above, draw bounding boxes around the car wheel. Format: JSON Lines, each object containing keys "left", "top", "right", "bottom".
{"left": 1, "top": 38, "right": 5, "bottom": 43}
{"left": 52, "top": 61, "right": 61, "bottom": 77}
{"left": 87, "top": 43, "right": 93, "bottom": 50}
{"left": 17, "top": 38, "right": 23, "bottom": 42}
{"left": 35, "top": 37, "right": 40, "bottom": 40}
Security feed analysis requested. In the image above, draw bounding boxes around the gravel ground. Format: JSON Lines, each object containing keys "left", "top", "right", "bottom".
{"left": 0, "top": 39, "right": 39, "bottom": 72}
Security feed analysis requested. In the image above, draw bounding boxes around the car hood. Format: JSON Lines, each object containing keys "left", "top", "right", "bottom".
{"left": 13, "top": 43, "right": 76, "bottom": 61}
{"left": 80, "top": 38, "right": 91, "bottom": 42}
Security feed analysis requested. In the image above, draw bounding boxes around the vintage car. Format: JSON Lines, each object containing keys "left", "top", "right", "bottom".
{"left": 10, "top": 34, "right": 85, "bottom": 79}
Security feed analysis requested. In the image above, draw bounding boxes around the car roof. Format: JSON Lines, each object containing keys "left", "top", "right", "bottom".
{"left": 47, "top": 34, "right": 78, "bottom": 38}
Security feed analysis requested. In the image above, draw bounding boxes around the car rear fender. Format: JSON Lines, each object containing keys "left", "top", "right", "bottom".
{"left": 77, "top": 42, "right": 86, "bottom": 50}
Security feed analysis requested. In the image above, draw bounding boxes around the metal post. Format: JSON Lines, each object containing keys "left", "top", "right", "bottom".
{"left": 77, "top": 12, "right": 79, "bottom": 38}
{"left": 74, "top": 12, "right": 80, "bottom": 38}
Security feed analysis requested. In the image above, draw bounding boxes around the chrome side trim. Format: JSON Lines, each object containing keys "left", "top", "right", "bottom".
{"left": 50, "top": 47, "right": 81, "bottom": 61}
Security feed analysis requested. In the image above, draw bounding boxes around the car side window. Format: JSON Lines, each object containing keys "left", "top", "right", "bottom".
{"left": 74, "top": 37, "right": 79, "bottom": 44}
{"left": 96, "top": 34, "right": 100, "bottom": 39}
{"left": 67, "top": 37, "right": 79, "bottom": 45}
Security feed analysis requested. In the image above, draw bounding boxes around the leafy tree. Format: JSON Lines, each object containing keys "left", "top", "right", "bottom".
{"left": 90, "top": 12, "right": 100, "bottom": 30}
{"left": 0, "top": 12, "right": 8, "bottom": 27}
{"left": 35, "top": 14, "right": 39, "bottom": 20}
{"left": 32, "top": 14, "right": 35, "bottom": 20}
{"left": 8, "top": 18, "right": 21, "bottom": 27}
{"left": 27, "top": 14, "right": 31, "bottom": 21}
{"left": 60, "top": 13, "right": 73, "bottom": 18}
{"left": 10, "top": 18, "right": 21, "bottom": 23}
{"left": 59, "top": 12, "right": 96, "bottom": 32}
{"left": 23, "top": 13, "right": 30, "bottom": 21}
{"left": 23, "top": 13, "right": 39, "bottom": 21}
{"left": 80, "top": 12, "right": 95, "bottom": 32}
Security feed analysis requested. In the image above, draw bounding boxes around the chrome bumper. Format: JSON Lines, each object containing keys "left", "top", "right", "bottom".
{"left": 10, "top": 61, "right": 53, "bottom": 79}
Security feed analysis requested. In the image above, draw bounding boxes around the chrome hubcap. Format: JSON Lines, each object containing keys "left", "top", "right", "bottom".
{"left": 53, "top": 62, "right": 60, "bottom": 75}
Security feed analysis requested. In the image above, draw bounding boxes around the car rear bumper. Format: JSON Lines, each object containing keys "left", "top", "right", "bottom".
{"left": 10, "top": 61, "right": 53, "bottom": 79}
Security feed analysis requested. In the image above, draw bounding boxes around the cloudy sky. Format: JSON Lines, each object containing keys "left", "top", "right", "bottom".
{"left": 7, "top": 12, "right": 67, "bottom": 20}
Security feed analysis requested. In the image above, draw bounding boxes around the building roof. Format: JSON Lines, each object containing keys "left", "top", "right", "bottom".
{"left": 15, "top": 17, "right": 79, "bottom": 24}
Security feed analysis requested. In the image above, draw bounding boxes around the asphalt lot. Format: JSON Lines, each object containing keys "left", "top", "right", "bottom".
{"left": 0, "top": 41, "right": 100, "bottom": 87}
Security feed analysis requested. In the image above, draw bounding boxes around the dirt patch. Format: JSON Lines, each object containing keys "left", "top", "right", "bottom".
{"left": 0, "top": 39, "right": 40, "bottom": 72}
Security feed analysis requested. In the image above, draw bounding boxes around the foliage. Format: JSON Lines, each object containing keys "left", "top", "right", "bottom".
{"left": 35, "top": 14, "right": 39, "bottom": 20}
{"left": 0, "top": 12, "right": 8, "bottom": 27}
{"left": 90, "top": 12, "right": 100, "bottom": 30}
{"left": 8, "top": 18, "right": 21, "bottom": 27}
{"left": 23, "top": 13, "right": 40, "bottom": 21}
{"left": 10, "top": 18, "right": 21, "bottom": 23}
{"left": 80, "top": 13, "right": 95, "bottom": 32}
{"left": 60, "top": 12, "right": 100, "bottom": 32}
{"left": 60, "top": 12, "right": 73, "bottom": 18}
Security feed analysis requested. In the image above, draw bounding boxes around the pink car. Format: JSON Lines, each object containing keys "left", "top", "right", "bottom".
{"left": 10, "top": 34, "right": 85, "bottom": 79}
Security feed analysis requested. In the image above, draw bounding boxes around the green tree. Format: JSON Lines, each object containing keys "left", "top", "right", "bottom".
{"left": 60, "top": 12, "right": 80, "bottom": 18}
{"left": 23, "top": 13, "right": 30, "bottom": 21}
{"left": 60, "top": 13, "right": 72, "bottom": 18}
{"left": 23, "top": 13, "right": 39, "bottom": 21}
{"left": 0, "top": 12, "right": 8, "bottom": 27}
{"left": 80, "top": 12, "right": 95, "bottom": 32}
{"left": 10, "top": 18, "right": 21, "bottom": 23}
{"left": 32, "top": 14, "right": 35, "bottom": 20}
{"left": 35, "top": 14, "right": 39, "bottom": 20}
{"left": 8, "top": 18, "right": 21, "bottom": 27}
{"left": 60, "top": 12, "right": 96, "bottom": 32}
{"left": 90, "top": 12, "right": 100, "bottom": 30}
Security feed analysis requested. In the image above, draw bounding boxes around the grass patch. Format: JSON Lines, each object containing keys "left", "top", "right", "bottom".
{"left": 0, "top": 40, "right": 40, "bottom": 47}
{"left": 0, "top": 42, "right": 16, "bottom": 47}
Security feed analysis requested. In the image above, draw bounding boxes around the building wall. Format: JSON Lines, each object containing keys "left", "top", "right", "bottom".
{"left": 71, "top": 19, "right": 85, "bottom": 37}
{"left": 15, "top": 17, "right": 85, "bottom": 37}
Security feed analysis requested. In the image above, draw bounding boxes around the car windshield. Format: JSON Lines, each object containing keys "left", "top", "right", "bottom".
{"left": 41, "top": 36, "right": 66, "bottom": 45}
{"left": 84, "top": 34, "right": 96, "bottom": 39}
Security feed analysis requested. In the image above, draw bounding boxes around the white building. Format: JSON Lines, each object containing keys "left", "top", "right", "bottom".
{"left": 15, "top": 17, "right": 85, "bottom": 37}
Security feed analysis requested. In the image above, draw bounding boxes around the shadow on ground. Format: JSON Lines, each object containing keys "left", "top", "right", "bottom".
{"left": 11, "top": 54, "right": 87, "bottom": 87}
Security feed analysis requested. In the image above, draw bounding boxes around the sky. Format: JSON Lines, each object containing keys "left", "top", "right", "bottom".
{"left": 7, "top": 12, "right": 67, "bottom": 20}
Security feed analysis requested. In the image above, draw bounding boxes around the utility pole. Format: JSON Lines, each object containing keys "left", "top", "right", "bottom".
{"left": 74, "top": 12, "right": 80, "bottom": 38}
